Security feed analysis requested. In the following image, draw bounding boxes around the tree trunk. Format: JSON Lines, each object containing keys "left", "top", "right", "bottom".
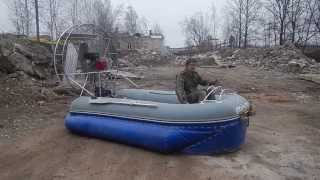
{"left": 244, "top": 0, "right": 249, "bottom": 48}
{"left": 291, "top": 22, "right": 296, "bottom": 43}
{"left": 238, "top": 11, "right": 242, "bottom": 47}
{"left": 290, "top": 3, "right": 295, "bottom": 43}
{"left": 280, "top": 20, "right": 284, "bottom": 45}
{"left": 24, "top": 0, "right": 29, "bottom": 36}
{"left": 35, "top": 0, "right": 40, "bottom": 42}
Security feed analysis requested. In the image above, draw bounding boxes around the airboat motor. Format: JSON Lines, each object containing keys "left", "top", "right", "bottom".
{"left": 53, "top": 24, "right": 114, "bottom": 97}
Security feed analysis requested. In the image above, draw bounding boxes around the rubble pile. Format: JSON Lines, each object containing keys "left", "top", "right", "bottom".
{"left": 220, "top": 45, "right": 320, "bottom": 74}
{"left": 118, "top": 49, "right": 171, "bottom": 67}
{"left": 0, "top": 73, "right": 58, "bottom": 108}
{"left": 0, "top": 34, "right": 53, "bottom": 79}
{"left": 174, "top": 52, "right": 218, "bottom": 66}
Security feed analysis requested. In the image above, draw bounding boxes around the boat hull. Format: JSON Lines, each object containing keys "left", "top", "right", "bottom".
{"left": 65, "top": 113, "right": 248, "bottom": 155}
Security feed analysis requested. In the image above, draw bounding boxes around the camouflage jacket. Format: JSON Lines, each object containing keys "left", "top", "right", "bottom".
{"left": 176, "top": 70, "right": 209, "bottom": 104}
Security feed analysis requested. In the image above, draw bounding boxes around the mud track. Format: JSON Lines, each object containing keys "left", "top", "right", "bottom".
{"left": 1, "top": 66, "right": 320, "bottom": 180}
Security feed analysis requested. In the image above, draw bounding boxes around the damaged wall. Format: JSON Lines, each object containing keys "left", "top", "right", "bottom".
{"left": 114, "top": 33, "right": 165, "bottom": 53}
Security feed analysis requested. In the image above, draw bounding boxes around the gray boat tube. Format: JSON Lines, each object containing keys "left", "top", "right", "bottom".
{"left": 69, "top": 89, "right": 250, "bottom": 124}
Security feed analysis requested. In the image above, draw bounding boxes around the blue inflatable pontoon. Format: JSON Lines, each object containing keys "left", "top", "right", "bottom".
{"left": 65, "top": 89, "right": 250, "bottom": 155}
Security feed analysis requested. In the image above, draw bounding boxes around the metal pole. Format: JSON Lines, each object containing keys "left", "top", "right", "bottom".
{"left": 35, "top": 0, "right": 40, "bottom": 42}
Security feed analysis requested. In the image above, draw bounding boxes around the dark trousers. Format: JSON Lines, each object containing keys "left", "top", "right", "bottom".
{"left": 187, "top": 89, "right": 206, "bottom": 104}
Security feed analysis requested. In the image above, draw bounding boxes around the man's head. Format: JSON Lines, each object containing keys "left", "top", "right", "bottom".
{"left": 185, "top": 59, "right": 197, "bottom": 71}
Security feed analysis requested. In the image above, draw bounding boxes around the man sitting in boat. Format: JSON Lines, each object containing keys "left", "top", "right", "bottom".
{"left": 176, "top": 59, "right": 218, "bottom": 104}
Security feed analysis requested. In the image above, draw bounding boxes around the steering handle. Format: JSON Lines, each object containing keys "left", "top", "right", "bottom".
{"left": 202, "top": 86, "right": 222, "bottom": 102}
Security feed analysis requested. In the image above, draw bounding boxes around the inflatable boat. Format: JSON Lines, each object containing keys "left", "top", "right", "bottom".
{"left": 65, "top": 88, "right": 250, "bottom": 155}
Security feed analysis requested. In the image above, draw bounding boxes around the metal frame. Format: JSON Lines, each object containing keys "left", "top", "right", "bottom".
{"left": 201, "top": 86, "right": 222, "bottom": 103}
{"left": 53, "top": 24, "right": 114, "bottom": 97}
{"left": 201, "top": 86, "right": 236, "bottom": 104}
{"left": 52, "top": 24, "right": 146, "bottom": 98}
{"left": 53, "top": 24, "right": 95, "bottom": 82}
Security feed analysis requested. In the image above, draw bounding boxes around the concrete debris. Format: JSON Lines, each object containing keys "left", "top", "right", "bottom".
{"left": 217, "top": 46, "right": 320, "bottom": 74}
{"left": 52, "top": 85, "right": 81, "bottom": 96}
{"left": 135, "top": 65, "right": 149, "bottom": 70}
{"left": 1, "top": 48, "right": 12, "bottom": 57}
{"left": 0, "top": 53, "right": 15, "bottom": 74}
{"left": 109, "top": 70, "right": 144, "bottom": 79}
{"left": 288, "top": 59, "right": 307, "bottom": 73}
{"left": 37, "top": 101, "right": 45, "bottom": 106}
{"left": 7, "top": 52, "right": 35, "bottom": 75}
{"left": 117, "top": 58, "right": 135, "bottom": 68}
{"left": 173, "top": 52, "right": 218, "bottom": 66}
{"left": 0, "top": 74, "right": 59, "bottom": 108}
{"left": 0, "top": 35, "right": 52, "bottom": 79}
{"left": 14, "top": 43, "right": 52, "bottom": 64}
{"left": 299, "top": 74, "right": 320, "bottom": 84}
{"left": 119, "top": 49, "right": 170, "bottom": 67}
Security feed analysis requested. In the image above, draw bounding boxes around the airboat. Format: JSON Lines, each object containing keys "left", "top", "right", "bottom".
{"left": 55, "top": 24, "right": 251, "bottom": 155}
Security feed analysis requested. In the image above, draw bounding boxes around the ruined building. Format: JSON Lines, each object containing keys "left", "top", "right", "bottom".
{"left": 113, "top": 31, "right": 165, "bottom": 53}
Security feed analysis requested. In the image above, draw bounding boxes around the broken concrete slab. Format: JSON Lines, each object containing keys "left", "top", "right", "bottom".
{"left": 14, "top": 43, "right": 34, "bottom": 59}
{"left": 6, "top": 52, "right": 49, "bottom": 79}
{"left": 8, "top": 52, "right": 34, "bottom": 75}
{"left": 1, "top": 36, "right": 53, "bottom": 79}
{"left": 0, "top": 54, "right": 15, "bottom": 74}
{"left": 53, "top": 84, "right": 81, "bottom": 96}
{"left": 174, "top": 52, "right": 218, "bottom": 66}
{"left": 288, "top": 59, "right": 306, "bottom": 73}
{"left": 33, "top": 66, "right": 48, "bottom": 79}
{"left": 14, "top": 43, "right": 51, "bottom": 65}
{"left": 117, "top": 58, "right": 135, "bottom": 68}
{"left": 217, "top": 46, "right": 320, "bottom": 74}
{"left": 299, "top": 74, "right": 320, "bottom": 84}
{"left": 108, "top": 70, "right": 144, "bottom": 79}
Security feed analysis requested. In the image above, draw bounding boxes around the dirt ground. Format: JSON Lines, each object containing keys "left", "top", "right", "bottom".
{"left": 0, "top": 65, "right": 320, "bottom": 180}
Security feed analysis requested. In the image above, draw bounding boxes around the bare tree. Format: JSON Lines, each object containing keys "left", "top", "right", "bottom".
{"left": 222, "top": 7, "right": 237, "bottom": 43}
{"left": 225, "top": 0, "right": 261, "bottom": 48}
{"left": 299, "top": 0, "right": 319, "bottom": 46}
{"left": 138, "top": 16, "right": 150, "bottom": 35}
{"left": 92, "top": 0, "right": 122, "bottom": 35}
{"left": 181, "top": 12, "right": 211, "bottom": 46}
{"left": 70, "top": 0, "right": 79, "bottom": 25}
{"left": 35, "top": 0, "right": 40, "bottom": 41}
{"left": 152, "top": 23, "right": 163, "bottom": 35}
{"left": 210, "top": 3, "right": 218, "bottom": 38}
{"left": 224, "top": 0, "right": 245, "bottom": 47}
{"left": 124, "top": 6, "right": 139, "bottom": 34}
{"left": 262, "top": 20, "right": 275, "bottom": 47}
{"left": 238, "top": 0, "right": 244, "bottom": 47}
{"left": 313, "top": 0, "right": 320, "bottom": 33}
{"left": 7, "top": 0, "right": 33, "bottom": 36}
{"left": 266, "top": 0, "right": 291, "bottom": 45}
{"left": 221, "top": 0, "right": 320, "bottom": 47}
{"left": 76, "top": 0, "right": 95, "bottom": 24}
{"left": 41, "top": 0, "right": 60, "bottom": 40}
{"left": 51, "top": 0, "right": 122, "bottom": 35}
{"left": 24, "top": 0, "right": 31, "bottom": 36}
{"left": 11, "top": 0, "right": 24, "bottom": 34}
{"left": 288, "top": 0, "right": 303, "bottom": 43}
{"left": 243, "top": 0, "right": 261, "bottom": 48}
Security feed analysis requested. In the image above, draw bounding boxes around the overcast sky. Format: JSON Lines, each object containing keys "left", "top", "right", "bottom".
{"left": 114, "top": 0, "right": 226, "bottom": 47}
{"left": 0, "top": 0, "right": 226, "bottom": 47}
{"left": 0, "top": 2, "right": 11, "bottom": 32}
